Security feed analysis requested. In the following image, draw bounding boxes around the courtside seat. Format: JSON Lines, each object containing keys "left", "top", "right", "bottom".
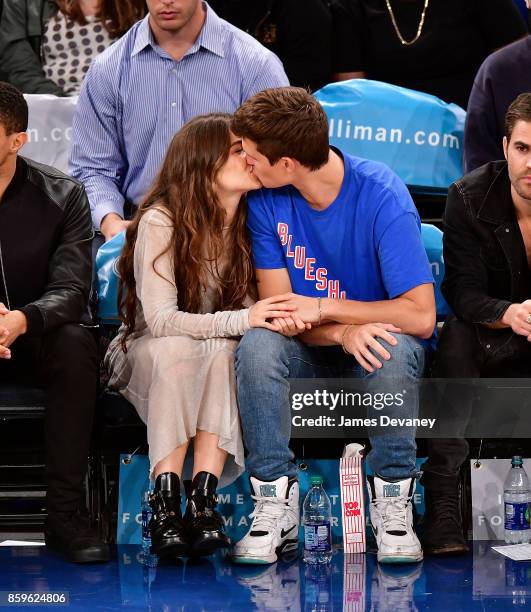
{"left": 0, "top": 384, "right": 46, "bottom": 420}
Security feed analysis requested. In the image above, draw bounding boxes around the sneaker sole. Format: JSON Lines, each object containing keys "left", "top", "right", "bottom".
{"left": 378, "top": 552, "right": 423, "bottom": 564}
{"left": 232, "top": 538, "right": 298, "bottom": 565}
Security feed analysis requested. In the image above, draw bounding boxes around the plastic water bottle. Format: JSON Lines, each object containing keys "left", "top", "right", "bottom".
{"left": 303, "top": 475, "right": 332, "bottom": 564}
{"left": 304, "top": 562, "right": 332, "bottom": 611}
{"left": 504, "top": 456, "right": 530, "bottom": 544}
{"left": 141, "top": 488, "right": 153, "bottom": 553}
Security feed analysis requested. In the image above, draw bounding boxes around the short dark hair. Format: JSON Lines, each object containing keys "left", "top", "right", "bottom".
{"left": 505, "top": 93, "right": 531, "bottom": 141}
{"left": 0, "top": 82, "right": 28, "bottom": 134}
{"left": 231, "top": 87, "right": 329, "bottom": 171}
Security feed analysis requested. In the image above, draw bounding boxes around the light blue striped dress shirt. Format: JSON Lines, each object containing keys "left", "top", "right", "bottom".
{"left": 69, "top": 3, "right": 289, "bottom": 230}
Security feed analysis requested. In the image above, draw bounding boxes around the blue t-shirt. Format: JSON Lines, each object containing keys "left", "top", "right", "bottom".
{"left": 247, "top": 150, "right": 436, "bottom": 345}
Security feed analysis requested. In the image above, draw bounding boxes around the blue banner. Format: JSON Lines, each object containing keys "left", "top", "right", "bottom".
{"left": 117, "top": 454, "right": 426, "bottom": 546}
{"left": 314, "top": 79, "right": 465, "bottom": 193}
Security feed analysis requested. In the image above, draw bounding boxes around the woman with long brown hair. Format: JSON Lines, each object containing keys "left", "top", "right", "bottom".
{"left": 0, "top": 0, "right": 146, "bottom": 95}
{"left": 105, "top": 113, "right": 297, "bottom": 559}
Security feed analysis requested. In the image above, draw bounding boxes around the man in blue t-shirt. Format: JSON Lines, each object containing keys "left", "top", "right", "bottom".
{"left": 230, "top": 87, "right": 436, "bottom": 566}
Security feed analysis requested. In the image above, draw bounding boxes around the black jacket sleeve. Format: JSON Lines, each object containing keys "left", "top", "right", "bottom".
{"left": 441, "top": 183, "right": 511, "bottom": 325}
{"left": 0, "top": 0, "right": 65, "bottom": 95}
{"left": 20, "top": 183, "right": 93, "bottom": 335}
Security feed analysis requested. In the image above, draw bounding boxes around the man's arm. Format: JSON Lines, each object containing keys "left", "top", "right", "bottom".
{"left": 69, "top": 61, "right": 127, "bottom": 233}
{"left": 18, "top": 184, "right": 93, "bottom": 336}
{"left": 0, "top": 1, "right": 65, "bottom": 95}
{"left": 463, "top": 66, "right": 503, "bottom": 173}
{"left": 442, "top": 182, "right": 512, "bottom": 325}
{"left": 256, "top": 269, "right": 435, "bottom": 341}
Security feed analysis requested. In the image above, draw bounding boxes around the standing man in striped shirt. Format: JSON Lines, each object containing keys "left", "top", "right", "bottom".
{"left": 69, "top": 0, "right": 288, "bottom": 241}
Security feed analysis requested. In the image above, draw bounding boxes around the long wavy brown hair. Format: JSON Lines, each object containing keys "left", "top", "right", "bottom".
{"left": 56, "top": 0, "right": 146, "bottom": 38}
{"left": 118, "top": 113, "right": 257, "bottom": 351}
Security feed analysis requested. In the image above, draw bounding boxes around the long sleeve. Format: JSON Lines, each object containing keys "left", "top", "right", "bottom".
{"left": 0, "top": 0, "right": 65, "bottom": 95}
{"left": 135, "top": 210, "right": 250, "bottom": 339}
{"left": 441, "top": 183, "right": 511, "bottom": 324}
{"left": 69, "top": 61, "right": 127, "bottom": 230}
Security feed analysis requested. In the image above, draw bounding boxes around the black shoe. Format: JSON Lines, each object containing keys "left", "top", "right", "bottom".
{"left": 184, "top": 471, "right": 230, "bottom": 557}
{"left": 149, "top": 472, "right": 188, "bottom": 558}
{"left": 421, "top": 473, "right": 469, "bottom": 556}
{"left": 44, "top": 511, "right": 110, "bottom": 564}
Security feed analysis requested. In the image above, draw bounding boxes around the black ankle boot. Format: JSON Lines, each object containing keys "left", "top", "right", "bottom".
{"left": 421, "top": 473, "right": 469, "bottom": 556}
{"left": 149, "top": 472, "right": 188, "bottom": 558}
{"left": 44, "top": 511, "right": 110, "bottom": 564}
{"left": 184, "top": 471, "right": 230, "bottom": 556}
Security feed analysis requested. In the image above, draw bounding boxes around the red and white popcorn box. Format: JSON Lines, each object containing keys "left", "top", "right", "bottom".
{"left": 343, "top": 553, "right": 366, "bottom": 612}
{"left": 340, "top": 443, "right": 366, "bottom": 553}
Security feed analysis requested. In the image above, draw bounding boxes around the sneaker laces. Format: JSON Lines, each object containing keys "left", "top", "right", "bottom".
{"left": 373, "top": 495, "right": 411, "bottom": 535}
{"left": 250, "top": 494, "right": 291, "bottom": 533}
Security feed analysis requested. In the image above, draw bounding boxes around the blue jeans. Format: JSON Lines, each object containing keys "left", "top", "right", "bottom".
{"left": 235, "top": 329, "right": 428, "bottom": 482}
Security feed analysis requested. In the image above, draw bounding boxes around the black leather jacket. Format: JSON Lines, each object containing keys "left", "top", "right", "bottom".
{"left": 0, "top": 156, "right": 94, "bottom": 336}
{"left": 0, "top": 0, "right": 64, "bottom": 95}
{"left": 442, "top": 160, "right": 531, "bottom": 351}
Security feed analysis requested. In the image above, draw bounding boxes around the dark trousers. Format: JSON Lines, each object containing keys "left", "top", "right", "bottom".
{"left": 422, "top": 316, "right": 531, "bottom": 479}
{"left": 0, "top": 324, "right": 98, "bottom": 515}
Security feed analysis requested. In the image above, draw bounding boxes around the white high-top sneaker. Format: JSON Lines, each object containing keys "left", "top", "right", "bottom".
{"left": 232, "top": 475, "right": 300, "bottom": 564}
{"left": 368, "top": 476, "right": 423, "bottom": 564}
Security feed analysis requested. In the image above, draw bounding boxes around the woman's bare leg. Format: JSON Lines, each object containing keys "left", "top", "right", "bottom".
{"left": 192, "top": 430, "right": 227, "bottom": 479}
{"left": 152, "top": 440, "right": 190, "bottom": 479}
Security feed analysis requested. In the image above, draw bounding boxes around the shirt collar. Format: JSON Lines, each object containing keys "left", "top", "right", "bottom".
{"left": 131, "top": 3, "right": 226, "bottom": 59}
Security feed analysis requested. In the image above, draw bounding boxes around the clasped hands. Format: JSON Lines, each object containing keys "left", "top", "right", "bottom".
{"left": 0, "top": 302, "right": 27, "bottom": 359}
{"left": 249, "top": 293, "right": 401, "bottom": 373}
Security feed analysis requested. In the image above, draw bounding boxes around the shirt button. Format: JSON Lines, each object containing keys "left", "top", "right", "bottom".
{"left": 171, "top": 102, "right": 177, "bottom": 107}
{"left": 486, "top": 344, "right": 491, "bottom": 349}
{"left": 171, "top": 68, "right": 176, "bottom": 74}
{"left": 505, "top": 228, "right": 510, "bottom": 232}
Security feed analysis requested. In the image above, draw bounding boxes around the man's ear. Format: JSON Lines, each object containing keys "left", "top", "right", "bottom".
{"left": 282, "top": 157, "right": 297, "bottom": 174}
{"left": 11, "top": 132, "right": 28, "bottom": 154}
{"left": 503, "top": 135, "right": 508, "bottom": 161}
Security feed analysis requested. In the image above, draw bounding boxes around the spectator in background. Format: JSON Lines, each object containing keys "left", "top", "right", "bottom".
{"left": 0, "top": 1, "right": 146, "bottom": 96}
{"left": 422, "top": 94, "right": 531, "bottom": 556}
{"left": 69, "top": 0, "right": 288, "bottom": 245}
{"left": 208, "top": 0, "right": 333, "bottom": 92}
{"left": 0, "top": 82, "right": 108, "bottom": 563}
{"left": 465, "top": 36, "right": 531, "bottom": 172}
{"left": 331, "top": 0, "right": 527, "bottom": 109}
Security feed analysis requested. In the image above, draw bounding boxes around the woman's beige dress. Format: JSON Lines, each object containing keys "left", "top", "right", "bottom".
{"left": 104, "top": 208, "right": 251, "bottom": 486}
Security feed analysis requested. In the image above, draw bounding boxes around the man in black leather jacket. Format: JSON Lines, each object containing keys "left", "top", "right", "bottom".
{"left": 0, "top": 82, "right": 108, "bottom": 563}
{"left": 421, "top": 93, "right": 531, "bottom": 557}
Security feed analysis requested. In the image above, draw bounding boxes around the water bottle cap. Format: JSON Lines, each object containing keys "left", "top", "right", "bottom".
{"left": 310, "top": 475, "right": 323, "bottom": 486}
{"left": 512, "top": 456, "right": 523, "bottom": 466}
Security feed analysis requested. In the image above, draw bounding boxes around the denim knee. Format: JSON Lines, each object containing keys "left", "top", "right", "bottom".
{"left": 374, "top": 333, "right": 426, "bottom": 380}
{"left": 235, "top": 328, "right": 292, "bottom": 377}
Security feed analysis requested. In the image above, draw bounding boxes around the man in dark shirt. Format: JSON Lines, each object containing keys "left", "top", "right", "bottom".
{"left": 209, "top": 0, "right": 333, "bottom": 92}
{"left": 422, "top": 94, "right": 531, "bottom": 555}
{"left": 331, "top": 0, "right": 527, "bottom": 109}
{"left": 0, "top": 82, "right": 108, "bottom": 563}
{"left": 464, "top": 36, "right": 531, "bottom": 172}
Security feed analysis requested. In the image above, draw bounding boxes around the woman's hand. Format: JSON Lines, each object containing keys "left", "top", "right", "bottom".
{"left": 248, "top": 294, "right": 297, "bottom": 331}
{"left": 270, "top": 315, "right": 312, "bottom": 337}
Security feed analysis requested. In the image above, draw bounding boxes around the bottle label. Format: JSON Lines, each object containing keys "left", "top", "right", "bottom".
{"left": 304, "top": 521, "right": 331, "bottom": 552}
{"left": 504, "top": 502, "right": 530, "bottom": 531}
